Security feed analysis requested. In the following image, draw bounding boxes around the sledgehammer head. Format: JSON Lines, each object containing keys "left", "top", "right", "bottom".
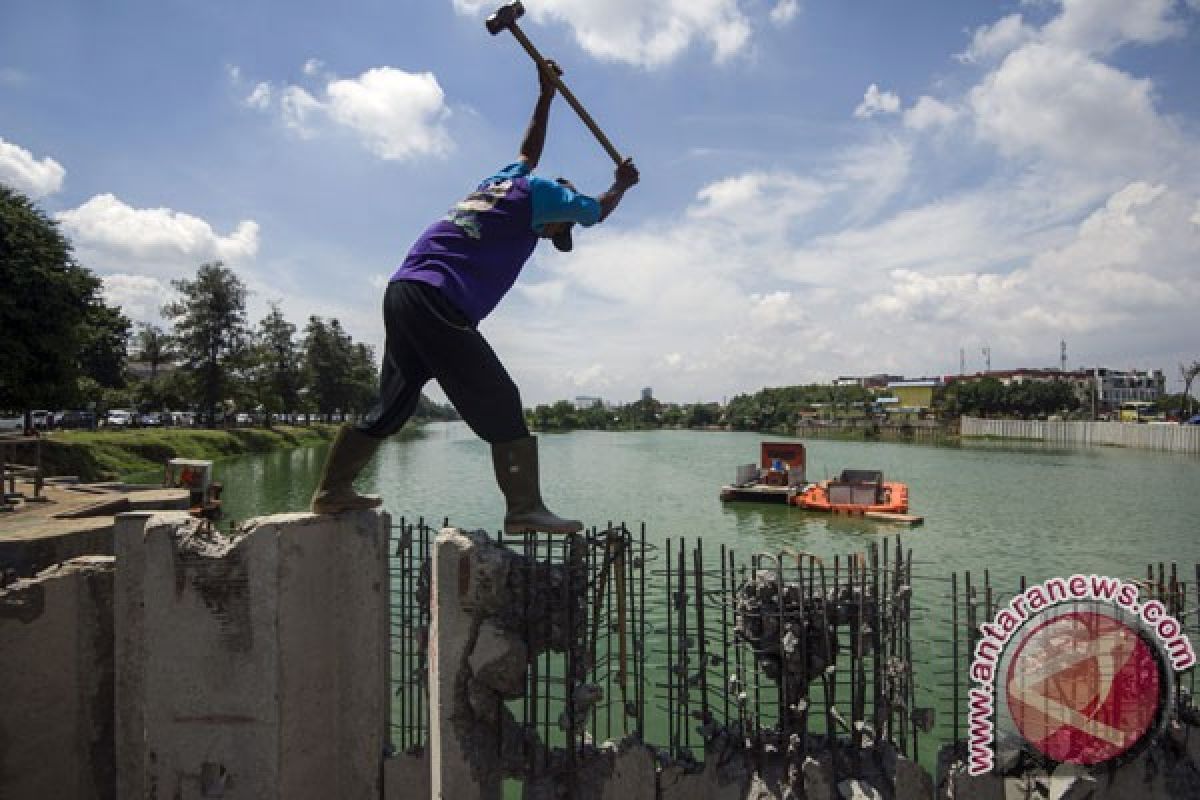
{"left": 486, "top": 1, "right": 525, "bottom": 35}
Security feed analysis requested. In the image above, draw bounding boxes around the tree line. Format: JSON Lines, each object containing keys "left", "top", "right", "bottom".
{"left": 527, "top": 377, "right": 1099, "bottom": 434}
{"left": 0, "top": 183, "right": 454, "bottom": 427}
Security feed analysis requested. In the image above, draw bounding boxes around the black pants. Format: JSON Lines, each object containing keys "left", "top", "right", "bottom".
{"left": 355, "top": 280, "right": 530, "bottom": 444}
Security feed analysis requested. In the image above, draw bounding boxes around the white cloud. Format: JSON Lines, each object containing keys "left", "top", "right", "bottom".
{"left": 100, "top": 274, "right": 171, "bottom": 327}
{"left": 0, "top": 137, "right": 65, "bottom": 198}
{"left": 243, "top": 82, "right": 272, "bottom": 110}
{"left": 517, "top": 279, "right": 568, "bottom": 307}
{"left": 57, "top": 194, "right": 259, "bottom": 278}
{"left": 968, "top": 43, "right": 1180, "bottom": 174}
{"left": 451, "top": 0, "right": 752, "bottom": 68}
{"left": 958, "top": 13, "right": 1035, "bottom": 63}
{"left": 280, "top": 67, "right": 453, "bottom": 160}
{"left": 1043, "top": 0, "right": 1185, "bottom": 55}
{"left": 689, "top": 170, "right": 829, "bottom": 236}
{"left": 855, "top": 182, "right": 1200, "bottom": 339}
{"left": 903, "top": 96, "right": 959, "bottom": 131}
{"left": 302, "top": 58, "right": 324, "bottom": 76}
{"left": 853, "top": 83, "right": 900, "bottom": 119}
{"left": 769, "top": 0, "right": 800, "bottom": 26}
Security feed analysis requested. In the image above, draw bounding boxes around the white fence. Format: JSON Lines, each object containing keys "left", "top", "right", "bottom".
{"left": 960, "top": 416, "right": 1200, "bottom": 454}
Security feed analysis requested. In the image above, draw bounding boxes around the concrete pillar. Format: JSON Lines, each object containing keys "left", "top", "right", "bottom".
{"left": 0, "top": 555, "right": 116, "bottom": 800}
{"left": 115, "top": 509, "right": 389, "bottom": 800}
{"left": 429, "top": 528, "right": 496, "bottom": 800}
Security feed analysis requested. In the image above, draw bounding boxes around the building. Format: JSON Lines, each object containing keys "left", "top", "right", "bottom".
{"left": 886, "top": 379, "right": 941, "bottom": 411}
{"left": 834, "top": 374, "right": 902, "bottom": 390}
{"left": 945, "top": 367, "right": 1164, "bottom": 412}
{"left": 1087, "top": 367, "right": 1166, "bottom": 410}
{"left": 641, "top": 387, "right": 653, "bottom": 402}
{"left": 573, "top": 396, "right": 603, "bottom": 411}
{"left": 944, "top": 368, "right": 1093, "bottom": 402}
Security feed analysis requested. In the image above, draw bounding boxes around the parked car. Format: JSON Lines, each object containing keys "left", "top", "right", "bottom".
{"left": 0, "top": 411, "right": 24, "bottom": 432}
{"left": 105, "top": 409, "right": 135, "bottom": 428}
{"left": 233, "top": 412, "right": 253, "bottom": 426}
{"left": 139, "top": 411, "right": 164, "bottom": 427}
{"left": 163, "top": 411, "right": 190, "bottom": 426}
{"left": 31, "top": 410, "right": 53, "bottom": 430}
{"left": 57, "top": 410, "right": 97, "bottom": 429}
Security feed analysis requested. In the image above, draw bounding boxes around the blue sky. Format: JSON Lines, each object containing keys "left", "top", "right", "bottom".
{"left": 3, "top": 0, "right": 1199, "bottom": 405}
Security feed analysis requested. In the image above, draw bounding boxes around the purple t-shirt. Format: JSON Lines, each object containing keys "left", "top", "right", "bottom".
{"left": 390, "top": 162, "right": 600, "bottom": 324}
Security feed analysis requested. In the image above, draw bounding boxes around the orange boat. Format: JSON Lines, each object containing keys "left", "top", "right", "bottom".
{"left": 792, "top": 470, "right": 909, "bottom": 514}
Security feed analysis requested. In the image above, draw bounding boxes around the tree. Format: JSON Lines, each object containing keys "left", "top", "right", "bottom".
{"left": 79, "top": 301, "right": 131, "bottom": 391}
{"left": 162, "top": 262, "right": 250, "bottom": 424}
{"left": 1182, "top": 361, "right": 1200, "bottom": 418}
{"left": 249, "top": 305, "right": 303, "bottom": 423}
{"left": 134, "top": 323, "right": 172, "bottom": 381}
{"left": 0, "top": 184, "right": 128, "bottom": 420}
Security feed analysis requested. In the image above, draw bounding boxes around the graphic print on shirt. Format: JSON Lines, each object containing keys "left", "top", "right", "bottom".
{"left": 443, "top": 179, "right": 513, "bottom": 240}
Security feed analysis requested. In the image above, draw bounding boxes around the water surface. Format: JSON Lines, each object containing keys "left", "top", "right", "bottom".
{"left": 216, "top": 422, "right": 1200, "bottom": 586}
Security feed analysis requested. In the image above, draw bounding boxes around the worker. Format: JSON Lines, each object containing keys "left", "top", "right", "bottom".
{"left": 310, "top": 61, "right": 639, "bottom": 534}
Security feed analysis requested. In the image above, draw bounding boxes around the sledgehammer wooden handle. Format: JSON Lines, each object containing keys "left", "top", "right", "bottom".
{"left": 506, "top": 24, "right": 625, "bottom": 166}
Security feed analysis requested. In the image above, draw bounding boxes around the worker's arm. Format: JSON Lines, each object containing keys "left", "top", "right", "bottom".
{"left": 518, "top": 61, "right": 562, "bottom": 169}
{"left": 597, "top": 158, "right": 639, "bottom": 222}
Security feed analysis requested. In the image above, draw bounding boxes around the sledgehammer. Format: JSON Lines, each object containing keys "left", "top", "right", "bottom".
{"left": 486, "top": 1, "right": 625, "bottom": 166}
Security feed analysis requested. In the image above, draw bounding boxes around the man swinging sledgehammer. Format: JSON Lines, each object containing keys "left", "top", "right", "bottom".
{"left": 310, "top": 59, "right": 639, "bottom": 534}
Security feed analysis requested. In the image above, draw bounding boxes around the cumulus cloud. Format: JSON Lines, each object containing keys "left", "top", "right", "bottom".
{"left": 958, "top": 13, "right": 1035, "bottom": 63}
{"left": 968, "top": 43, "right": 1181, "bottom": 174}
{"left": 100, "top": 274, "right": 171, "bottom": 327}
{"left": 853, "top": 84, "right": 900, "bottom": 119}
{"left": 1043, "top": 0, "right": 1185, "bottom": 55}
{"left": 56, "top": 194, "right": 259, "bottom": 278}
{"left": 450, "top": 0, "right": 752, "bottom": 67}
{"left": 278, "top": 67, "right": 453, "bottom": 160}
{"left": 0, "top": 137, "right": 65, "bottom": 198}
{"left": 903, "top": 96, "right": 959, "bottom": 130}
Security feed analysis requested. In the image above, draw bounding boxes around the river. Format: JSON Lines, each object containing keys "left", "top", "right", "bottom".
{"left": 216, "top": 421, "right": 1200, "bottom": 587}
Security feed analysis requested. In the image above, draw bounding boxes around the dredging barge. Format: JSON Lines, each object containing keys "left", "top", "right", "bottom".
{"left": 719, "top": 442, "right": 923, "bottom": 525}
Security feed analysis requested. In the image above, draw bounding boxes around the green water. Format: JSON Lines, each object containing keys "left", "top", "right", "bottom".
{"left": 216, "top": 422, "right": 1200, "bottom": 587}
{"left": 207, "top": 423, "right": 1200, "bottom": 768}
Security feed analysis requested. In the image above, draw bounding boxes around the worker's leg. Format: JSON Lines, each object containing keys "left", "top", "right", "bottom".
{"left": 396, "top": 282, "right": 580, "bottom": 533}
{"left": 311, "top": 282, "right": 432, "bottom": 513}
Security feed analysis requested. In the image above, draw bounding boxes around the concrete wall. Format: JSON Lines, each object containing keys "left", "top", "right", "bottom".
{"left": 0, "top": 555, "right": 116, "bottom": 800}
{"left": 961, "top": 416, "right": 1200, "bottom": 453}
{"left": 115, "top": 509, "right": 390, "bottom": 800}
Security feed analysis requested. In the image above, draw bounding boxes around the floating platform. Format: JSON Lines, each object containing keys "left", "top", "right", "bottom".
{"left": 719, "top": 442, "right": 807, "bottom": 504}
{"left": 827, "top": 508, "right": 925, "bottom": 526}
{"left": 718, "top": 483, "right": 797, "bottom": 504}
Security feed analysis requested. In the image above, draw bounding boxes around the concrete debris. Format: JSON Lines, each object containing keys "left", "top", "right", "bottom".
{"left": 468, "top": 621, "right": 527, "bottom": 698}
{"left": 837, "top": 778, "right": 884, "bottom": 799}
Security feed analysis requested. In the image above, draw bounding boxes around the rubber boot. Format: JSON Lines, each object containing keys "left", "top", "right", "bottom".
{"left": 310, "top": 425, "right": 383, "bottom": 514}
{"left": 491, "top": 436, "right": 582, "bottom": 534}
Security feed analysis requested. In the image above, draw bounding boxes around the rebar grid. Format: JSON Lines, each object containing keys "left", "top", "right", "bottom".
{"left": 651, "top": 535, "right": 923, "bottom": 776}
{"left": 387, "top": 524, "right": 1200, "bottom": 782}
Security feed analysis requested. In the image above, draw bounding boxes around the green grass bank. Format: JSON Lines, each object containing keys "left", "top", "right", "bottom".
{"left": 40, "top": 425, "right": 343, "bottom": 482}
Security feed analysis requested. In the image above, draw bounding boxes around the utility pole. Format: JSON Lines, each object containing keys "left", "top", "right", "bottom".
{"left": 982, "top": 346, "right": 991, "bottom": 373}
{"left": 1060, "top": 339, "right": 1067, "bottom": 372}
{"left": 960, "top": 348, "right": 966, "bottom": 375}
